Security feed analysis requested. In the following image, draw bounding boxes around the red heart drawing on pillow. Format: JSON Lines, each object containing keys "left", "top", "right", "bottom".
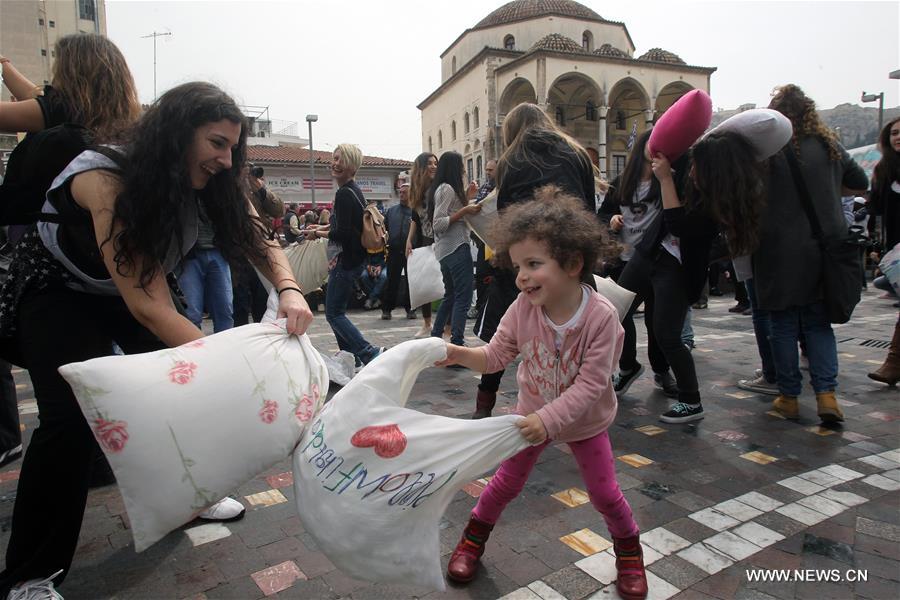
{"left": 350, "top": 424, "right": 407, "bottom": 459}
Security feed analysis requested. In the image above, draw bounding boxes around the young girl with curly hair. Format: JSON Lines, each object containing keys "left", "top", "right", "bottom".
{"left": 438, "top": 187, "right": 646, "bottom": 600}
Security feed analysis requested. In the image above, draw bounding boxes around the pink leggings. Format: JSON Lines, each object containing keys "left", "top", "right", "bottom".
{"left": 473, "top": 431, "right": 639, "bottom": 539}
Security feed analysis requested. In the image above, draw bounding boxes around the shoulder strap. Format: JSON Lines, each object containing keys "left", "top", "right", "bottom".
{"left": 784, "top": 147, "right": 824, "bottom": 241}
{"left": 344, "top": 183, "right": 366, "bottom": 211}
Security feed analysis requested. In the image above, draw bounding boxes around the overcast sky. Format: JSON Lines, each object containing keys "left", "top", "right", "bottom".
{"left": 106, "top": 0, "right": 899, "bottom": 161}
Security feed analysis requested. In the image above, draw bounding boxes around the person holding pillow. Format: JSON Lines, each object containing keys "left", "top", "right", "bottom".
{"left": 0, "top": 82, "right": 313, "bottom": 598}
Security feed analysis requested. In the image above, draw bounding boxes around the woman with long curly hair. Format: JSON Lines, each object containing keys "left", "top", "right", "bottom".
{"left": 867, "top": 116, "right": 900, "bottom": 385}
{"left": 469, "top": 103, "right": 596, "bottom": 419}
{"left": 405, "top": 152, "right": 438, "bottom": 337}
{"left": 756, "top": 84, "right": 867, "bottom": 421}
{"left": 0, "top": 82, "right": 313, "bottom": 597}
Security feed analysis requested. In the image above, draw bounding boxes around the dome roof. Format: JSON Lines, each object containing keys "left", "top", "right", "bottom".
{"left": 593, "top": 43, "right": 627, "bottom": 58}
{"left": 475, "top": 0, "right": 603, "bottom": 30}
{"left": 637, "top": 47, "right": 686, "bottom": 65}
{"left": 528, "top": 33, "right": 588, "bottom": 54}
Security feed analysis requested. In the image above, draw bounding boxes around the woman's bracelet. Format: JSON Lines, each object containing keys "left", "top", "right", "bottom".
{"left": 277, "top": 286, "right": 303, "bottom": 296}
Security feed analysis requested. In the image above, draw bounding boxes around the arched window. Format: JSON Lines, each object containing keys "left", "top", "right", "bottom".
{"left": 555, "top": 106, "right": 565, "bottom": 127}
{"left": 438, "top": 130, "right": 443, "bottom": 149}
{"left": 451, "top": 56, "right": 457, "bottom": 74}
{"left": 428, "top": 136, "right": 433, "bottom": 153}
{"left": 582, "top": 30, "right": 593, "bottom": 51}
{"left": 503, "top": 34, "right": 515, "bottom": 50}
{"left": 476, "top": 155, "right": 483, "bottom": 181}
{"left": 616, "top": 110, "right": 626, "bottom": 130}
{"left": 464, "top": 112, "right": 470, "bottom": 134}
{"left": 586, "top": 100, "right": 597, "bottom": 121}
{"left": 473, "top": 106, "right": 480, "bottom": 129}
{"left": 451, "top": 121, "right": 457, "bottom": 141}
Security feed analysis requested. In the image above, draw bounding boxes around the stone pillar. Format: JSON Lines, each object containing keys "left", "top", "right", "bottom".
{"left": 645, "top": 108, "right": 655, "bottom": 127}
{"left": 598, "top": 106, "right": 609, "bottom": 179}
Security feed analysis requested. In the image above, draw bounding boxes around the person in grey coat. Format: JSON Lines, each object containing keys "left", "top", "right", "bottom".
{"left": 753, "top": 85, "right": 868, "bottom": 423}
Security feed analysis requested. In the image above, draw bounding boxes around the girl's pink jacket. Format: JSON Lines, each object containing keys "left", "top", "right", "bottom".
{"left": 480, "top": 289, "right": 624, "bottom": 443}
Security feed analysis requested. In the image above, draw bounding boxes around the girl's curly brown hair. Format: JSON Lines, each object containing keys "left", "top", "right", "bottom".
{"left": 490, "top": 185, "right": 620, "bottom": 277}
{"left": 768, "top": 84, "right": 841, "bottom": 161}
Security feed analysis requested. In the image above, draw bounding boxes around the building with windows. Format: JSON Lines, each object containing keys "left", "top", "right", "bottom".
{"left": 0, "top": 0, "right": 105, "bottom": 103}
{"left": 418, "top": 0, "right": 716, "bottom": 180}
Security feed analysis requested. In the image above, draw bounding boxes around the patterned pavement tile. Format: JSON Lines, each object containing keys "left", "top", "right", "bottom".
{"left": 740, "top": 451, "right": 778, "bottom": 465}
{"left": 184, "top": 523, "right": 232, "bottom": 547}
{"left": 250, "top": 560, "right": 306, "bottom": 596}
{"left": 265, "top": 471, "right": 294, "bottom": 489}
{"left": 618, "top": 454, "right": 654, "bottom": 468}
{"left": 688, "top": 508, "right": 740, "bottom": 532}
{"left": 635, "top": 425, "right": 666, "bottom": 436}
{"left": 731, "top": 521, "right": 785, "bottom": 548}
{"left": 559, "top": 528, "right": 612, "bottom": 556}
{"left": 676, "top": 543, "right": 734, "bottom": 575}
{"left": 552, "top": 487, "right": 591, "bottom": 508}
{"left": 244, "top": 489, "right": 287, "bottom": 508}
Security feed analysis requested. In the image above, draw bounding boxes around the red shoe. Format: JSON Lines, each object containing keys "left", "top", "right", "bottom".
{"left": 447, "top": 515, "right": 493, "bottom": 583}
{"left": 472, "top": 389, "right": 496, "bottom": 419}
{"left": 613, "top": 535, "right": 648, "bottom": 600}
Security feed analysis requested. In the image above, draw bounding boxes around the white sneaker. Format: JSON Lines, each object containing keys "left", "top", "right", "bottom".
{"left": 737, "top": 374, "right": 779, "bottom": 396}
{"left": 199, "top": 497, "right": 245, "bottom": 522}
{"left": 7, "top": 570, "right": 64, "bottom": 600}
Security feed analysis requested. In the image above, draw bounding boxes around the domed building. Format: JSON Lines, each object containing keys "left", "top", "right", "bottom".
{"left": 418, "top": 0, "right": 716, "bottom": 180}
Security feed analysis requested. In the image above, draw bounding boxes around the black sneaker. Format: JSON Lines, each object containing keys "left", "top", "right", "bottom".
{"left": 406, "top": 310, "right": 417, "bottom": 319}
{"left": 613, "top": 364, "right": 645, "bottom": 395}
{"left": 381, "top": 311, "right": 392, "bottom": 320}
{"left": 653, "top": 371, "right": 679, "bottom": 398}
{"left": 660, "top": 402, "right": 705, "bottom": 423}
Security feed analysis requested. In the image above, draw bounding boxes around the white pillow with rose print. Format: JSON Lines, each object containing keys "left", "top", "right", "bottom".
{"left": 59, "top": 321, "right": 329, "bottom": 552}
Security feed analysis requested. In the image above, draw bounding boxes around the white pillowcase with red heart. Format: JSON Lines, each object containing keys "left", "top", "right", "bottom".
{"left": 293, "top": 338, "right": 530, "bottom": 591}
{"left": 59, "top": 321, "right": 329, "bottom": 552}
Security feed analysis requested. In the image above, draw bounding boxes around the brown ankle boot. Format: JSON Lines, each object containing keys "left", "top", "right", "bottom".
{"left": 447, "top": 515, "right": 493, "bottom": 583}
{"left": 613, "top": 535, "right": 648, "bottom": 600}
{"left": 869, "top": 320, "right": 900, "bottom": 386}
{"left": 472, "top": 389, "right": 496, "bottom": 419}
{"left": 816, "top": 391, "right": 844, "bottom": 423}
{"left": 773, "top": 395, "right": 799, "bottom": 420}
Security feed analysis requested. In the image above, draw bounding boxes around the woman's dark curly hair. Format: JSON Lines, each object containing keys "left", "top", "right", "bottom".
{"left": 490, "top": 185, "right": 620, "bottom": 277}
{"left": 690, "top": 131, "right": 767, "bottom": 256}
{"left": 873, "top": 116, "right": 900, "bottom": 192}
{"left": 103, "top": 82, "right": 270, "bottom": 288}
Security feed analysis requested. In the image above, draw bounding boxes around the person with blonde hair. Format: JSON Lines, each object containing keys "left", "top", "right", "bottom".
{"left": 305, "top": 143, "right": 383, "bottom": 365}
{"left": 405, "top": 152, "right": 438, "bottom": 337}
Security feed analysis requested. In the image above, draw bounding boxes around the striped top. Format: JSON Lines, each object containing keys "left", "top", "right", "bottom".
{"left": 431, "top": 183, "right": 470, "bottom": 261}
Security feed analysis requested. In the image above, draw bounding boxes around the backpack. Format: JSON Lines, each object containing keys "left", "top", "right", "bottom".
{"left": 361, "top": 203, "right": 387, "bottom": 252}
{"left": 0, "top": 123, "right": 93, "bottom": 225}
{"left": 345, "top": 185, "right": 386, "bottom": 252}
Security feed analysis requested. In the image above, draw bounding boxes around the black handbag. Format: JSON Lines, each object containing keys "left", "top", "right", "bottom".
{"left": 784, "top": 149, "right": 864, "bottom": 324}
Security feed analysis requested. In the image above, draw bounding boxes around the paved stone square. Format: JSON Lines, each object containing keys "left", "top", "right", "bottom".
{"left": 1, "top": 289, "right": 898, "bottom": 599}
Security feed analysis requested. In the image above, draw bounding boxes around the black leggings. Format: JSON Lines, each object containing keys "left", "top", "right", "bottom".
{"left": 0, "top": 286, "right": 165, "bottom": 594}
{"left": 618, "top": 251, "right": 699, "bottom": 403}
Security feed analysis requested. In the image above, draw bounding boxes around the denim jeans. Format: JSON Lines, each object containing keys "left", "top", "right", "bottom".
{"left": 325, "top": 263, "right": 379, "bottom": 364}
{"left": 745, "top": 278, "right": 776, "bottom": 383}
{"left": 681, "top": 307, "right": 694, "bottom": 346}
{"left": 359, "top": 268, "right": 388, "bottom": 302}
{"left": 178, "top": 248, "right": 234, "bottom": 333}
{"left": 769, "top": 301, "right": 837, "bottom": 396}
{"left": 431, "top": 243, "right": 474, "bottom": 346}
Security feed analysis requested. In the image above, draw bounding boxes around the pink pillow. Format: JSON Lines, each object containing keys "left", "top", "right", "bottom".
{"left": 648, "top": 89, "right": 712, "bottom": 161}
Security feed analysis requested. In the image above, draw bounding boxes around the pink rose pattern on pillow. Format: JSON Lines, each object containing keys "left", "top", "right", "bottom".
{"left": 259, "top": 399, "right": 279, "bottom": 424}
{"left": 168, "top": 360, "right": 198, "bottom": 385}
{"left": 93, "top": 417, "right": 129, "bottom": 453}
